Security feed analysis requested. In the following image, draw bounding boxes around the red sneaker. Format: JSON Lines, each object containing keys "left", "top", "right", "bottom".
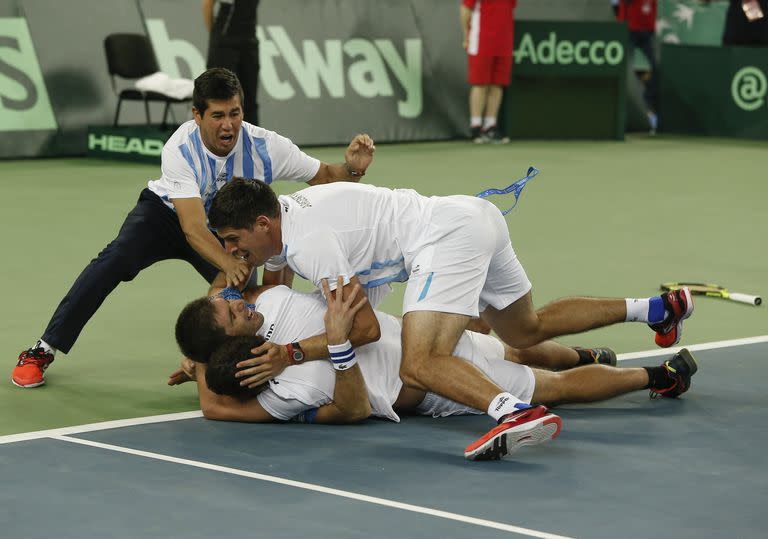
{"left": 12, "top": 345, "right": 54, "bottom": 388}
{"left": 650, "top": 288, "right": 694, "bottom": 348}
{"left": 464, "top": 405, "right": 562, "bottom": 460}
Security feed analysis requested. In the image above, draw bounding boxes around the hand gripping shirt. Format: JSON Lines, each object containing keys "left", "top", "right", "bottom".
{"left": 252, "top": 286, "right": 403, "bottom": 422}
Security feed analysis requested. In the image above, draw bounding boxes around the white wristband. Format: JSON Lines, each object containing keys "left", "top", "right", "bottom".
{"left": 327, "top": 340, "right": 357, "bottom": 371}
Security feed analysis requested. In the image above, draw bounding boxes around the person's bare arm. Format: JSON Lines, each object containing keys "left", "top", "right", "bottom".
{"left": 311, "top": 277, "right": 372, "bottom": 423}
{"left": 236, "top": 276, "right": 381, "bottom": 388}
{"left": 261, "top": 267, "right": 294, "bottom": 288}
{"left": 172, "top": 197, "right": 251, "bottom": 288}
{"left": 196, "top": 363, "right": 276, "bottom": 422}
{"left": 202, "top": 0, "right": 215, "bottom": 32}
{"left": 307, "top": 134, "right": 375, "bottom": 185}
{"left": 460, "top": 4, "right": 472, "bottom": 49}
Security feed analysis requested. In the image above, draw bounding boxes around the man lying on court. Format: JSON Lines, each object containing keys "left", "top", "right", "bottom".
{"left": 204, "top": 177, "right": 695, "bottom": 460}
{"left": 172, "top": 278, "right": 698, "bottom": 460}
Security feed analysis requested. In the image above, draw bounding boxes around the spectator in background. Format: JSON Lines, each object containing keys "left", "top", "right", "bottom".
{"left": 460, "top": 0, "right": 516, "bottom": 144}
{"left": 723, "top": 0, "right": 768, "bottom": 45}
{"left": 203, "top": 0, "right": 260, "bottom": 124}
{"left": 615, "top": 0, "right": 659, "bottom": 133}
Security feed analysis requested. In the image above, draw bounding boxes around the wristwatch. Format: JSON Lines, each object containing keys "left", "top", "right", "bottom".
{"left": 286, "top": 342, "right": 305, "bottom": 365}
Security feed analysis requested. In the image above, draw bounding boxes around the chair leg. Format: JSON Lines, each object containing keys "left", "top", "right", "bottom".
{"left": 113, "top": 98, "right": 122, "bottom": 127}
{"left": 144, "top": 98, "right": 151, "bottom": 126}
{"left": 161, "top": 102, "right": 171, "bottom": 130}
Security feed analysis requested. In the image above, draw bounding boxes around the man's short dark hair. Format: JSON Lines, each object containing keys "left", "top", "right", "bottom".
{"left": 206, "top": 335, "right": 268, "bottom": 400}
{"left": 175, "top": 297, "right": 228, "bottom": 363}
{"left": 209, "top": 177, "right": 280, "bottom": 231}
{"left": 193, "top": 68, "right": 244, "bottom": 116}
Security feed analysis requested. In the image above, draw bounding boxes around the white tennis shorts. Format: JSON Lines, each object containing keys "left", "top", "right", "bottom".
{"left": 415, "top": 330, "right": 535, "bottom": 417}
{"left": 402, "top": 195, "right": 531, "bottom": 317}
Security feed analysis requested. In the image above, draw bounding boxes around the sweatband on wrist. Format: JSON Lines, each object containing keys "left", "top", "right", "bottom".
{"left": 327, "top": 340, "right": 357, "bottom": 371}
{"left": 344, "top": 162, "right": 364, "bottom": 177}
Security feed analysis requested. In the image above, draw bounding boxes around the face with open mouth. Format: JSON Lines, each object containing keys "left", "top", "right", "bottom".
{"left": 210, "top": 297, "right": 264, "bottom": 336}
{"left": 193, "top": 95, "right": 243, "bottom": 157}
{"left": 218, "top": 223, "right": 278, "bottom": 268}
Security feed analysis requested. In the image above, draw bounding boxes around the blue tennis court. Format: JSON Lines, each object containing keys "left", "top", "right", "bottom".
{"left": 3, "top": 339, "right": 766, "bottom": 539}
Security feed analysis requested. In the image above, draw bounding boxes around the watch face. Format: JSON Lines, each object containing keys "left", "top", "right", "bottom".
{"left": 292, "top": 348, "right": 304, "bottom": 362}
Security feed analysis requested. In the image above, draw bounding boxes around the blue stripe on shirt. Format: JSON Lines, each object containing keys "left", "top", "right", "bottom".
{"left": 253, "top": 136, "right": 273, "bottom": 184}
{"left": 178, "top": 144, "right": 198, "bottom": 182}
{"left": 241, "top": 126, "right": 254, "bottom": 178}
{"left": 362, "top": 269, "right": 410, "bottom": 289}
{"left": 355, "top": 257, "right": 405, "bottom": 277}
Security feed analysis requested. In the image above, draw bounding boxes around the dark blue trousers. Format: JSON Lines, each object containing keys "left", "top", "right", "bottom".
{"left": 42, "top": 189, "right": 219, "bottom": 353}
{"left": 629, "top": 30, "right": 658, "bottom": 112}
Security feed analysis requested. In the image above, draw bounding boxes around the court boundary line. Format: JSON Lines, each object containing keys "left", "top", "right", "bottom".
{"left": 48, "top": 434, "right": 574, "bottom": 539}
{"left": 1, "top": 334, "right": 766, "bottom": 446}
{"left": 616, "top": 335, "right": 768, "bottom": 361}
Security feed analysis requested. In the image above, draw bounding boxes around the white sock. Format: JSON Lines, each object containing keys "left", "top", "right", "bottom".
{"left": 625, "top": 298, "right": 649, "bottom": 322}
{"left": 487, "top": 392, "right": 526, "bottom": 421}
{"left": 36, "top": 339, "right": 57, "bottom": 356}
{"left": 470, "top": 116, "right": 483, "bottom": 128}
{"left": 625, "top": 297, "right": 667, "bottom": 324}
{"left": 482, "top": 116, "right": 497, "bottom": 130}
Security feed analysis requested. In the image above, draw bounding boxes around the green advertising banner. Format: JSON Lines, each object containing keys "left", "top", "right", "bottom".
{"left": 660, "top": 44, "right": 768, "bottom": 139}
{"left": 505, "top": 21, "right": 628, "bottom": 139}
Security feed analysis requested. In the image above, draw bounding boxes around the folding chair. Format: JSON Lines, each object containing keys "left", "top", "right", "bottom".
{"left": 104, "top": 33, "right": 191, "bottom": 128}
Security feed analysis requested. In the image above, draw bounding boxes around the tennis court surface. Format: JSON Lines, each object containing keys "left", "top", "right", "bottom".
{"left": 3, "top": 339, "right": 766, "bottom": 539}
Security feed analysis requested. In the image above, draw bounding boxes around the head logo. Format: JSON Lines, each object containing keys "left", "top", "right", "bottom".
{"left": 0, "top": 18, "right": 57, "bottom": 131}
{"left": 731, "top": 66, "right": 767, "bottom": 112}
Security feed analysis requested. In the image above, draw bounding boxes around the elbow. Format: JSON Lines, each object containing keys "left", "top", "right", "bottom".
{"left": 201, "top": 403, "right": 226, "bottom": 421}
{"left": 342, "top": 400, "right": 373, "bottom": 424}
{"left": 367, "top": 323, "right": 381, "bottom": 343}
{"left": 349, "top": 321, "right": 381, "bottom": 347}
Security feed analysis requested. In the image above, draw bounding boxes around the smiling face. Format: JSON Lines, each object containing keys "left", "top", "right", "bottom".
{"left": 193, "top": 96, "right": 243, "bottom": 156}
{"left": 209, "top": 297, "right": 264, "bottom": 336}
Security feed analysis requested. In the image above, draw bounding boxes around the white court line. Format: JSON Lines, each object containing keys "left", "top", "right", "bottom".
{"left": 0, "top": 410, "right": 202, "bottom": 445}
{"left": 616, "top": 335, "right": 768, "bottom": 361}
{"left": 49, "top": 434, "right": 574, "bottom": 539}
{"left": 2, "top": 335, "right": 766, "bottom": 446}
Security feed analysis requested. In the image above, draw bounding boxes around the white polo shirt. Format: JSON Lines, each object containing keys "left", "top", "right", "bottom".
{"left": 147, "top": 120, "right": 319, "bottom": 212}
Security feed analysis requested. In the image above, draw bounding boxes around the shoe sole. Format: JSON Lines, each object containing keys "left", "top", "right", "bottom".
{"left": 11, "top": 377, "right": 45, "bottom": 388}
{"left": 656, "top": 288, "right": 694, "bottom": 347}
{"left": 464, "top": 415, "right": 562, "bottom": 460}
{"left": 676, "top": 348, "right": 698, "bottom": 376}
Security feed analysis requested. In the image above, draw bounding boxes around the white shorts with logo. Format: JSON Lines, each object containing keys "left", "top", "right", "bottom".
{"left": 402, "top": 195, "right": 532, "bottom": 318}
{"left": 415, "top": 330, "right": 536, "bottom": 417}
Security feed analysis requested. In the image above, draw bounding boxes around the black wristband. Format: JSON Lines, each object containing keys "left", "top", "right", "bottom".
{"left": 344, "top": 162, "right": 364, "bottom": 177}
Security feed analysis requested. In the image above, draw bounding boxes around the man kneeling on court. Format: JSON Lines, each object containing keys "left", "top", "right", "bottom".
{"left": 173, "top": 279, "right": 698, "bottom": 460}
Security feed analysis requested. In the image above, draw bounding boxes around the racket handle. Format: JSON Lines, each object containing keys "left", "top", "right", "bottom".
{"left": 728, "top": 293, "right": 762, "bottom": 306}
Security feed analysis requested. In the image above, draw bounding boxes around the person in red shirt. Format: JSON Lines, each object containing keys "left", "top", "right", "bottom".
{"left": 460, "top": 0, "right": 516, "bottom": 143}
{"left": 615, "top": 0, "right": 659, "bottom": 131}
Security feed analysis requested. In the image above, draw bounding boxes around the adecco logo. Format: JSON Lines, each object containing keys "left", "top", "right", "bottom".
{"left": 0, "top": 18, "right": 57, "bottom": 131}
{"left": 731, "top": 66, "right": 767, "bottom": 111}
{"left": 515, "top": 32, "right": 624, "bottom": 66}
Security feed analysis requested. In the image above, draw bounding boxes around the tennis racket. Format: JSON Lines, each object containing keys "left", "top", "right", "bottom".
{"left": 660, "top": 282, "right": 762, "bottom": 306}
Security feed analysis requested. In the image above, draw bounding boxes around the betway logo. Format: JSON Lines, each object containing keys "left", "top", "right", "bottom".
{"left": 258, "top": 26, "right": 422, "bottom": 118}
{"left": 515, "top": 32, "right": 624, "bottom": 66}
{"left": 145, "top": 20, "right": 422, "bottom": 118}
{"left": 0, "top": 18, "right": 57, "bottom": 131}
